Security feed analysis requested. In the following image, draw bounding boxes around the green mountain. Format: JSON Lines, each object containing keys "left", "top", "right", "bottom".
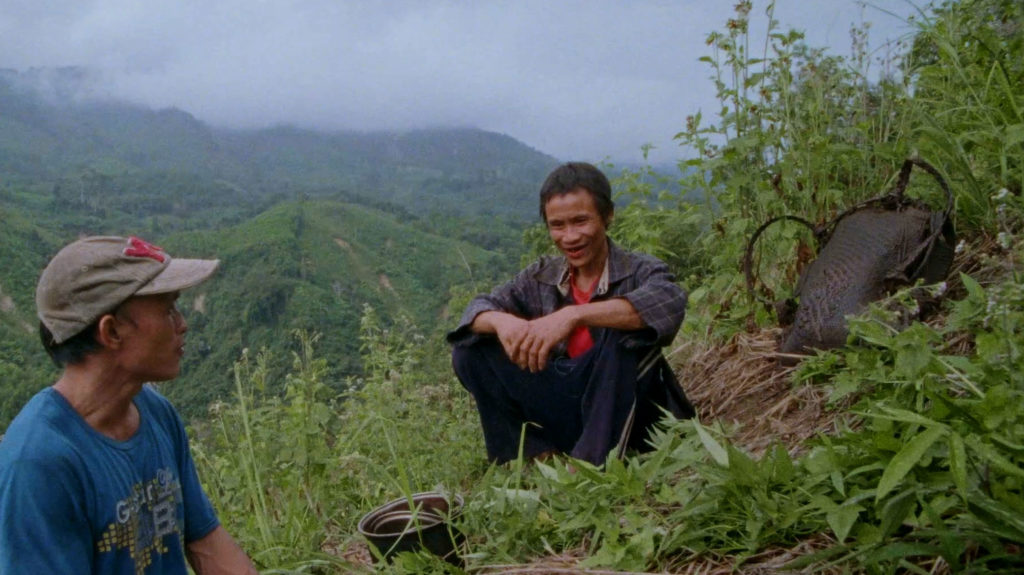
{"left": 158, "top": 198, "right": 511, "bottom": 416}
{"left": 0, "top": 67, "right": 551, "bottom": 423}
{"left": 0, "top": 189, "right": 514, "bottom": 423}
{"left": 0, "top": 67, "right": 559, "bottom": 220}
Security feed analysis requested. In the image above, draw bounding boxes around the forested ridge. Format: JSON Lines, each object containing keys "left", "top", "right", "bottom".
{"left": 3, "top": 0, "right": 1024, "bottom": 572}
{"left": 0, "top": 72, "right": 559, "bottom": 421}
{"left": 0, "top": 67, "right": 559, "bottom": 219}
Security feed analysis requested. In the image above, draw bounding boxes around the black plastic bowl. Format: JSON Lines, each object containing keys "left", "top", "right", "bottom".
{"left": 357, "top": 492, "right": 464, "bottom": 564}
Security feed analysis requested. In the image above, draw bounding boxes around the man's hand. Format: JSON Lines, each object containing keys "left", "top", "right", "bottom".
{"left": 472, "top": 310, "right": 575, "bottom": 372}
{"left": 494, "top": 315, "right": 532, "bottom": 370}
{"left": 473, "top": 311, "right": 530, "bottom": 368}
{"left": 471, "top": 299, "right": 642, "bottom": 373}
{"left": 520, "top": 308, "right": 578, "bottom": 372}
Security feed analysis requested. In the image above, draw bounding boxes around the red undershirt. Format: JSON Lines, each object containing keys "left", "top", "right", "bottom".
{"left": 567, "top": 271, "right": 600, "bottom": 358}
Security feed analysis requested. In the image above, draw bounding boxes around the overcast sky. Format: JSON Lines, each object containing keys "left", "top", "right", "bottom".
{"left": 0, "top": 1, "right": 921, "bottom": 165}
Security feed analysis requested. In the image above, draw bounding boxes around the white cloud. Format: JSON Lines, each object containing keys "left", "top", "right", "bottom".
{"left": 0, "top": 0, "right": 917, "bottom": 164}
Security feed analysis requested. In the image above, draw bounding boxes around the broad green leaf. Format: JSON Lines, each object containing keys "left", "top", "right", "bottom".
{"left": 811, "top": 494, "right": 837, "bottom": 513}
{"left": 830, "top": 470, "right": 846, "bottom": 497}
{"left": 864, "top": 542, "right": 942, "bottom": 564}
{"left": 960, "top": 272, "right": 985, "bottom": 301}
{"left": 868, "top": 406, "right": 947, "bottom": 429}
{"left": 535, "top": 461, "right": 559, "bottom": 482}
{"left": 992, "top": 434, "right": 1024, "bottom": 453}
{"left": 948, "top": 433, "right": 968, "bottom": 501}
{"left": 769, "top": 443, "right": 795, "bottom": 483}
{"left": 876, "top": 426, "right": 946, "bottom": 501}
{"left": 727, "top": 444, "right": 757, "bottom": 484}
{"left": 968, "top": 494, "right": 1024, "bottom": 540}
{"left": 693, "top": 421, "right": 729, "bottom": 467}
{"left": 895, "top": 343, "right": 933, "bottom": 378}
{"left": 826, "top": 503, "right": 863, "bottom": 543}
{"left": 879, "top": 489, "right": 917, "bottom": 538}
{"left": 964, "top": 435, "right": 1024, "bottom": 480}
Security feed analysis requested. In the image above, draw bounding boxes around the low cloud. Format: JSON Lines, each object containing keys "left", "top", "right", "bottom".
{"left": 0, "top": 0, "right": 915, "bottom": 164}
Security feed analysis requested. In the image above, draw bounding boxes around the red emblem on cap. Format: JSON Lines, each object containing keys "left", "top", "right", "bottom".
{"left": 123, "top": 236, "right": 167, "bottom": 263}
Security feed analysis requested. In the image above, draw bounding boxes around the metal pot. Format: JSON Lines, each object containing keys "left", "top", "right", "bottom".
{"left": 357, "top": 491, "right": 464, "bottom": 564}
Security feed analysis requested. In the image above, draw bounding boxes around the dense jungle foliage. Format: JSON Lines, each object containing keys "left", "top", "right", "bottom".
{"left": 189, "top": 0, "right": 1024, "bottom": 572}
{"left": 1, "top": 0, "right": 1022, "bottom": 572}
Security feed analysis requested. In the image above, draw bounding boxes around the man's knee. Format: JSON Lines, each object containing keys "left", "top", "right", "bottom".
{"left": 451, "top": 339, "right": 507, "bottom": 392}
{"left": 452, "top": 341, "right": 489, "bottom": 377}
{"left": 451, "top": 344, "right": 472, "bottom": 376}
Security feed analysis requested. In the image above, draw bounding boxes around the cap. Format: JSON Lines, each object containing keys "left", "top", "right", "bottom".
{"left": 36, "top": 236, "right": 220, "bottom": 344}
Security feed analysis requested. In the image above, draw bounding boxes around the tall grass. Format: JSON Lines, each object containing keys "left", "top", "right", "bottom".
{"left": 192, "top": 316, "right": 484, "bottom": 572}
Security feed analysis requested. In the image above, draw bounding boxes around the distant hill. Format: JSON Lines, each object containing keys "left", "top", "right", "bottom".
{"left": 0, "top": 67, "right": 560, "bottom": 220}
{"left": 157, "top": 198, "right": 512, "bottom": 416}
{"left": 0, "top": 66, "right": 552, "bottom": 423}
{"left": 0, "top": 191, "right": 514, "bottom": 422}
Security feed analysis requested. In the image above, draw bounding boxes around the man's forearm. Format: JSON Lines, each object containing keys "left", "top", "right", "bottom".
{"left": 473, "top": 300, "right": 644, "bottom": 335}
{"left": 571, "top": 297, "right": 645, "bottom": 331}
{"left": 186, "top": 526, "right": 258, "bottom": 575}
{"left": 470, "top": 310, "right": 519, "bottom": 334}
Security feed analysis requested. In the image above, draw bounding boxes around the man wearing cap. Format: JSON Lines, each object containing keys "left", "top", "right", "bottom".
{"left": 0, "top": 236, "right": 257, "bottom": 574}
{"left": 448, "top": 162, "right": 695, "bottom": 466}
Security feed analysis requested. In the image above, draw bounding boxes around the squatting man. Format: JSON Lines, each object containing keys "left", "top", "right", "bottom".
{"left": 449, "top": 162, "right": 695, "bottom": 465}
{"left": 0, "top": 236, "right": 259, "bottom": 574}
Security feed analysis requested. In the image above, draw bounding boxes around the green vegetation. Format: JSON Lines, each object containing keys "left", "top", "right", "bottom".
{"left": 188, "top": 0, "right": 1023, "bottom": 572}
{"left": 1, "top": 0, "right": 1022, "bottom": 571}
{"left": 162, "top": 198, "right": 509, "bottom": 415}
{"left": 0, "top": 88, "right": 537, "bottom": 422}
{"left": 0, "top": 204, "right": 60, "bottom": 427}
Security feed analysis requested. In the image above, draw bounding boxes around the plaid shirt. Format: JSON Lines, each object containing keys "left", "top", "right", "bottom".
{"left": 448, "top": 240, "right": 686, "bottom": 355}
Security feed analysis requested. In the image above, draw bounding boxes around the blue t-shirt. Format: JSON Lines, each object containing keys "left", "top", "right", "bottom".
{"left": 0, "top": 385, "right": 219, "bottom": 574}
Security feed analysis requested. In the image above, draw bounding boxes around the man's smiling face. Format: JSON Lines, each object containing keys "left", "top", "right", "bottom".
{"left": 544, "top": 187, "right": 610, "bottom": 277}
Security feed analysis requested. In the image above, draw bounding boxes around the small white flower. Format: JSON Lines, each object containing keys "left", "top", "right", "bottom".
{"left": 933, "top": 281, "right": 948, "bottom": 296}
{"left": 993, "top": 188, "right": 1010, "bottom": 202}
{"left": 998, "top": 231, "right": 1012, "bottom": 250}
{"left": 955, "top": 239, "right": 967, "bottom": 254}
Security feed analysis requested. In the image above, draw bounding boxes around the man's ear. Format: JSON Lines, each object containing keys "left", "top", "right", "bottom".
{"left": 95, "top": 314, "right": 125, "bottom": 350}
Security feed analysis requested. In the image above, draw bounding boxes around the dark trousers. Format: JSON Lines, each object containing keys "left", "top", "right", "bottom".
{"left": 452, "top": 330, "right": 694, "bottom": 465}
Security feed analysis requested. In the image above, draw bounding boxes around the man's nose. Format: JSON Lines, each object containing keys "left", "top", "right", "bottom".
{"left": 173, "top": 307, "right": 188, "bottom": 333}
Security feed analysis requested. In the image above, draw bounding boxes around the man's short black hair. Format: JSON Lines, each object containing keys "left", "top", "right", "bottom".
{"left": 539, "top": 162, "right": 614, "bottom": 225}
{"left": 39, "top": 321, "right": 102, "bottom": 367}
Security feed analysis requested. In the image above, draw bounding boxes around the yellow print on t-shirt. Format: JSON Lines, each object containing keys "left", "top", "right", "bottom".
{"left": 96, "top": 468, "right": 183, "bottom": 574}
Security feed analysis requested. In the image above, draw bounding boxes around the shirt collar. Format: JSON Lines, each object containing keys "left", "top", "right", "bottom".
{"left": 556, "top": 256, "right": 610, "bottom": 297}
{"left": 536, "top": 239, "right": 629, "bottom": 297}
